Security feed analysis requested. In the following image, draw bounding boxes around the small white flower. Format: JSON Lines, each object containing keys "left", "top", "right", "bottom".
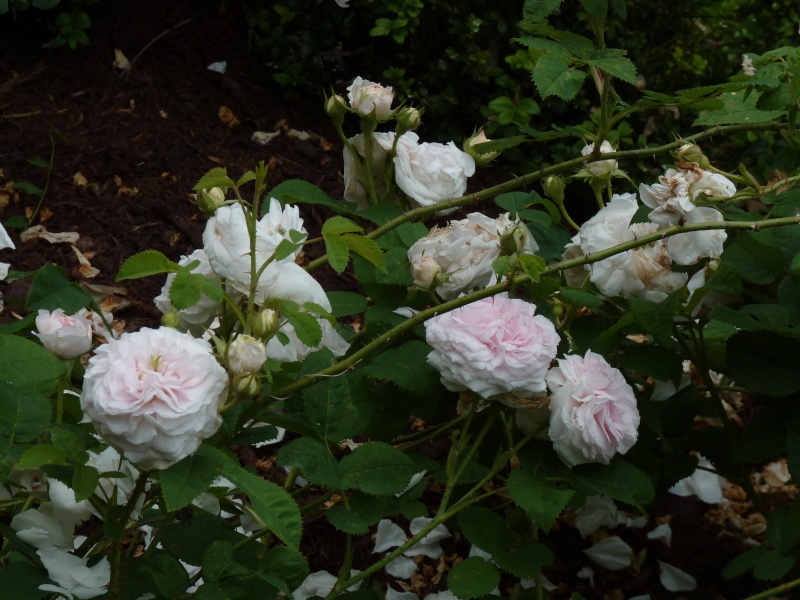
{"left": 226, "top": 334, "right": 267, "bottom": 374}
{"left": 742, "top": 54, "right": 756, "bottom": 76}
{"left": 346, "top": 77, "right": 394, "bottom": 118}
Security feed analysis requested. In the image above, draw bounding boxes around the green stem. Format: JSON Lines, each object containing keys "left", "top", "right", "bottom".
{"left": 742, "top": 577, "right": 800, "bottom": 600}
{"left": 26, "top": 133, "right": 57, "bottom": 226}
{"left": 269, "top": 214, "right": 800, "bottom": 401}
{"left": 305, "top": 123, "right": 785, "bottom": 273}
{"left": 107, "top": 471, "right": 150, "bottom": 600}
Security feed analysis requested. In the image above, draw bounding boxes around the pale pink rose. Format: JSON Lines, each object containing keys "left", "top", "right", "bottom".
{"left": 226, "top": 334, "right": 267, "bottom": 374}
{"left": 34, "top": 308, "right": 93, "bottom": 359}
{"left": 580, "top": 140, "right": 617, "bottom": 177}
{"left": 425, "top": 296, "right": 560, "bottom": 400}
{"left": 81, "top": 327, "right": 228, "bottom": 470}
{"left": 393, "top": 132, "right": 476, "bottom": 210}
{"left": 546, "top": 351, "right": 639, "bottom": 467}
{"left": 346, "top": 76, "right": 394, "bottom": 118}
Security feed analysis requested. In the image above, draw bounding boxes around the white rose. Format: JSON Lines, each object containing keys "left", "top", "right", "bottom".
{"left": 640, "top": 167, "right": 735, "bottom": 227}
{"left": 667, "top": 206, "right": 727, "bottom": 265}
{"left": 33, "top": 308, "right": 93, "bottom": 359}
{"left": 0, "top": 220, "right": 15, "bottom": 280}
{"left": 343, "top": 132, "right": 395, "bottom": 209}
{"left": 547, "top": 351, "right": 640, "bottom": 466}
{"left": 81, "top": 327, "right": 228, "bottom": 470}
{"left": 425, "top": 295, "right": 560, "bottom": 400}
{"left": 154, "top": 249, "right": 228, "bottom": 335}
{"left": 38, "top": 546, "right": 110, "bottom": 599}
{"left": 393, "top": 132, "right": 476, "bottom": 210}
{"left": 407, "top": 212, "right": 537, "bottom": 300}
{"left": 346, "top": 76, "right": 394, "bottom": 119}
{"left": 203, "top": 200, "right": 306, "bottom": 299}
{"left": 580, "top": 140, "right": 617, "bottom": 177}
{"left": 565, "top": 193, "right": 687, "bottom": 300}
{"left": 226, "top": 334, "right": 267, "bottom": 374}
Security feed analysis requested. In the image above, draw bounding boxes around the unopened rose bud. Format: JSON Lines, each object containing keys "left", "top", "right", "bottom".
{"left": 542, "top": 175, "right": 566, "bottom": 205}
{"left": 500, "top": 224, "right": 532, "bottom": 256}
{"left": 33, "top": 308, "right": 93, "bottom": 359}
{"left": 347, "top": 77, "right": 394, "bottom": 120}
{"left": 161, "top": 309, "right": 182, "bottom": 329}
{"left": 412, "top": 256, "right": 441, "bottom": 289}
{"left": 581, "top": 140, "right": 617, "bottom": 177}
{"left": 464, "top": 130, "right": 500, "bottom": 166}
{"left": 226, "top": 334, "right": 267, "bottom": 374}
{"left": 674, "top": 143, "right": 710, "bottom": 169}
{"left": 234, "top": 373, "right": 261, "bottom": 398}
{"left": 396, "top": 107, "right": 422, "bottom": 133}
{"left": 198, "top": 187, "right": 225, "bottom": 216}
{"left": 325, "top": 94, "right": 348, "bottom": 128}
{"left": 252, "top": 308, "right": 280, "bottom": 340}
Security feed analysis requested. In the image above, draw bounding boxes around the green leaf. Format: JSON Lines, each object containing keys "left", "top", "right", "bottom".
{"left": 193, "top": 167, "right": 234, "bottom": 192}
{"left": 169, "top": 269, "right": 205, "bottom": 311}
{"left": 236, "top": 171, "right": 256, "bottom": 187}
{"left": 358, "top": 201, "right": 404, "bottom": 225}
{"left": 273, "top": 238, "right": 303, "bottom": 262}
{"left": 459, "top": 507, "right": 510, "bottom": 555}
{"left": 322, "top": 216, "right": 364, "bottom": 237}
{"left": 117, "top": 250, "right": 177, "bottom": 281}
{"left": 304, "top": 378, "right": 362, "bottom": 443}
{"left": 753, "top": 550, "right": 795, "bottom": 581}
{"left": 12, "top": 181, "right": 44, "bottom": 197}
{"left": 327, "top": 492, "right": 392, "bottom": 534}
{"left": 722, "top": 233, "right": 784, "bottom": 285}
{"left": 327, "top": 291, "right": 367, "bottom": 317}
{"left": 494, "top": 538, "right": 554, "bottom": 579}
{"left": 277, "top": 437, "right": 343, "bottom": 488}
{"left": 570, "top": 460, "right": 654, "bottom": 511}
{"left": 141, "top": 554, "right": 191, "bottom": 599}
{"left": 579, "top": 0, "right": 607, "bottom": 20}
{"left": 160, "top": 513, "right": 246, "bottom": 567}
{"left": 26, "top": 263, "right": 93, "bottom": 314}
{"left": 519, "top": 254, "right": 547, "bottom": 283}
{"left": 629, "top": 294, "right": 680, "bottom": 344}
{"left": 616, "top": 345, "right": 684, "bottom": 383}
{"left": 363, "top": 341, "right": 440, "bottom": 395}
{"left": 203, "top": 540, "right": 251, "bottom": 583}
{"left": 32, "top": 0, "right": 61, "bottom": 9}
{"left": 71, "top": 465, "right": 100, "bottom": 502}
{"left": 17, "top": 445, "right": 65, "bottom": 469}
{"left": 325, "top": 233, "right": 350, "bottom": 274}
{"left": 0, "top": 559, "right": 50, "bottom": 600}
{"left": 375, "top": 247, "right": 412, "bottom": 285}
{"left": 523, "top": 0, "right": 564, "bottom": 23}
{"left": 532, "top": 55, "right": 587, "bottom": 101}
{"left": 559, "top": 288, "right": 604, "bottom": 310}
{"left": 285, "top": 312, "right": 323, "bottom": 348}
{"left": 507, "top": 469, "right": 574, "bottom": 531}
{"left": 199, "top": 446, "right": 302, "bottom": 549}
{"left": 261, "top": 546, "right": 309, "bottom": 593}
{"left": 448, "top": 556, "right": 501, "bottom": 600}
{"left": 340, "top": 442, "right": 417, "bottom": 496}
{"left": 160, "top": 454, "right": 218, "bottom": 511}
{"left": 343, "top": 234, "right": 386, "bottom": 272}
{"left": 586, "top": 56, "right": 637, "bottom": 85}
{"left": 723, "top": 545, "right": 767, "bottom": 580}
{"left": 727, "top": 331, "right": 800, "bottom": 396}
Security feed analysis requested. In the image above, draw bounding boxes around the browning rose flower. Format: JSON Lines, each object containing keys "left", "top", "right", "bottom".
{"left": 425, "top": 295, "right": 559, "bottom": 400}
{"left": 81, "top": 327, "right": 228, "bottom": 470}
{"left": 546, "top": 351, "right": 640, "bottom": 467}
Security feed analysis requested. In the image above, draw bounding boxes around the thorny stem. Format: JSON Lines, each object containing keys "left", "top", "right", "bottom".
{"left": 742, "top": 577, "right": 800, "bottom": 600}
{"left": 304, "top": 123, "right": 785, "bottom": 273}
{"left": 267, "top": 214, "right": 800, "bottom": 402}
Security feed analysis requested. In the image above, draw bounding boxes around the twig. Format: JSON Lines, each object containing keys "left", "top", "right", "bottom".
{"left": 121, "top": 17, "right": 197, "bottom": 78}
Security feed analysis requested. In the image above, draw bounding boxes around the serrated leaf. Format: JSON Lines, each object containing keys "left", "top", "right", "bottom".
{"left": 459, "top": 507, "right": 509, "bottom": 554}
{"left": 579, "top": 0, "right": 607, "bottom": 19}
{"left": 142, "top": 554, "right": 191, "bottom": 599}
{"left": 363, "top": 340, "right": 440, "bottom": 395}
{"left": 358, "top": 201, "right": 404, "bottom": 225}
{"left": 448, "top": 557, "right": 501, "bottom": 600}
{"left": 516, "top": 36, "right": 571, "bottom": 60}
{"left": 17, "top": 445, "right": 65, "bottom": 469}
{"left": 71, "top": 464, "right": 100, "bottom": 502}
{"left": 523, "top": 0, "right": 564, "bottom": 23}
{"left": 304, "top": 378, "right": 361, "bottom": 442}
{"left": 236, "top": 171, "right": 256, "bottom": 187}
{"left": 117, "top": 250, "right": 177, "bottom": 281}
{"left": 507, "top": 469, "right": 574, "bottom": 531}
{"left": 0, "top": 560, "right": 50, "bottom": 600}
{"left": 203, "top": 540, "right": 251, "bottom": 583}
{"left": 327, "top": 492, "right": 391, "bottom": 534}
{"left": 375, "top": 247, "right": 411, "bottom": 285}
{"left": 286, "top": 312, "right": 323, "bottom": 348}
{"left": 722, "top": 233, "right": 784, "bottom": 285}
{"left": 586, "top": 56, "right": 636, "bottom": 85}
{"left": 559, "top": 288, "right": 603, "bottom": 310}
{"left": 397, "top": 222, "right": 429, "bottom": 248}
{"left": 533, "top": 55, "right": 587, "bottom": 101}
{"left": 268, "top": 179, "right": 358, "bottom": 216}
{"left": 727, "top": 331, "right": 800, "bottom": 396}
{"left": 519, "top": 254, "right": 546, "bottom": 282}
{"left": 261, "top": 546, "right": 309, "bottom": 593}
{"left": 629, "top": 294, "right": 680, "bottom": 344}
{"left": 0, "top": 383, "right": 52, "bottom": 444}
{"left": 753, "top": 550, "right": 795, "bottom": 581}
{"left": 340, "top": 442, "right": 417, "bottom": 496}
{"left": 199, "top": 446, "right": 302, "bottom": 549}
{"left": 343, "top": 234, "right": 386, "bottom": 272}
{"left": 327, "top": 291, "right": 368, "bottom": 317}
{"left": 277, "top": 438, "right": 343, "bottom": 488}
{"left": 25, "top": 264, "right": 93, "bottom": 315}
{"left": 169, "top": 269, "right": 205, "bottom": 311}
{"left": 570, "top": 460, "right": 654, "bottom": 511}
{"left": 723, "top": 545, "right": 767, "bottom": 580}
{"left": 325, "top": 233, "right": 350, "bottom": 274}
{"left": 160, "top": 454, "right": 218, "bottom": 511}
{"left": 193, "top": 167, "right": 233, "bottom": 192}
{"left": 494, "top": 538, "right": 554, "bottom": 579}
{"left": 322, "top": 216, "right": 363, "bottom": 236}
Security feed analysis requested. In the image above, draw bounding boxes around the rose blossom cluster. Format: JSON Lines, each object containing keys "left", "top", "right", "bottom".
{"left": 563, "top": 175, "right": 730, "bottom": 301}
{"left": 425, "top": 299, "right": 640, "bottom": 467}
{"left": 408, "top": 212, "right": 539, "bottom": 299}
{"left": 337, "top": 76, "right": 476, "bottom": 211}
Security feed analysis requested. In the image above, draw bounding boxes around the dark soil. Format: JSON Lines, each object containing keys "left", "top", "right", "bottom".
{"left": 0, "top": 2, "right": 792, "bottom": 599}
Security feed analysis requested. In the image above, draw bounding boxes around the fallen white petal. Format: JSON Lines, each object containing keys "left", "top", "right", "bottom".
{"left": 385, "top": 555, "right": 419, "bottom": 579}
{"left": 387, "top": 586, "right": 419, "bottom": 600}
{"left": 574, "top": 495, "right": 618, "bottom": 538}
{"left": 252, "top": 131, "right": 281, "bottom": 146}
{"left": 468, "top": 545, "right": 493, "bottom": 561}
{"left": 577, "top": 566, "right": 595, "bottom": 587}
{"left": 669, "top": 455, "right": 727, "bottom": 504}
{"left": 374, "top": 519, "right": 407, "bottom": 553}
{"left": 647, "top": 523, "right": 672, "bottom": 547}
{"left": 207, "top": 61, "right": 227, "bottom": 74}
{"left": 658, "top": 560, "right": 697, "bottom": 592}
{"left": 583, "top": 536, "right": 633, "bottom": 570}
{"left": 520, "top": 575, "right": 556, "bottom": 591}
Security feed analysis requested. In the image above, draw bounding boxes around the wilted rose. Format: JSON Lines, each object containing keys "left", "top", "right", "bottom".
{"left": 81, "top": 327, "right": 228, "bottom": 470}
{"left": 425, "top": 295, "right": 560, "bottom": 400}
{"left": 639, "top": 166, "right": 735, "bottom": 227}
{"left": 34, "top": 308, "right": 93, "bottom": 359}
{"left": 346, "top": 76, "right": 394, "bottom": 119}
{"left": 392, "top": 132, "right": 476, "bottom": 210}
{"left": 546, "top": 350, "right": 640, "bottom": 467}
